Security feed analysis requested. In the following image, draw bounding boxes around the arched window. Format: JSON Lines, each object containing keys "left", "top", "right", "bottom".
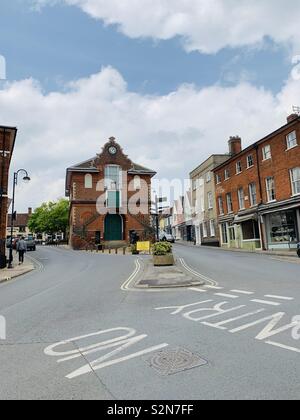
{"left": 85, "top": 174, "right": 93, "bottom": 189}
{"left": 134, "top": 176, "right": 141, "bottom": 190}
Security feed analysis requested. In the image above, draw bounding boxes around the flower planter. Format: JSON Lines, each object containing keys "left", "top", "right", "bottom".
{"left": 153, "top": 254, "right": 175, "bottom": 266}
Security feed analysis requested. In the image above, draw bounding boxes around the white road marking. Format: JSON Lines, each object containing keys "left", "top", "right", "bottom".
{"left": 266, "top": 341, "right": 300, "bottom": 354}
{"left": 189, "top": 288, "right": 207, "bottom": 293}
{"left": 231, "top": 290, "right": 254, "bottom": 295}
{"left": 202, "top": 309, "right": 266, "bottom": 330}
{"left": 204, "top": 285, "right": 223, "bottom": 290}
{"left": 44, "top": 327, "right": 168, "bottom": 379}
{"left": 251, "top": 299, "right": 281, "bottom": 307}
{"left": 215, "top": 293, "right": 239, "bottom": 299}
{"left": 264, "top": 295, "right": 294, "bottom": 301}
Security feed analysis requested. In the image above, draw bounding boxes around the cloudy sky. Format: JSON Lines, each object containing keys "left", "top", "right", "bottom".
{"left": 1, "top": 0, "right": 300, "bottom": 210}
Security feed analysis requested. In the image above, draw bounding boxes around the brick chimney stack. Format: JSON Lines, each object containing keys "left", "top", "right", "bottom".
{"left": 287, "top": 114, "right": 299, "bottom": 124}
{"left": 228, "top": 136, "right": 242, "bottom": 156}
{"left": 28, "top": 207, "right": 32, "bottom": 215}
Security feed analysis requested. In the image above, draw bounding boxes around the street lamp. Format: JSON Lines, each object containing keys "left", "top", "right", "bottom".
{"left": 7, "top": 169, "right": 31, "bottom": 269}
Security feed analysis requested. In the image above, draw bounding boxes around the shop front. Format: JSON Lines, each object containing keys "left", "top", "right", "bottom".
{"left": 263, "top": 208, "right": 300, "bottom": 250}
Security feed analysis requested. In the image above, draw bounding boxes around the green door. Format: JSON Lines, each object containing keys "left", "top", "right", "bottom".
{"left": 104, "top": 214, "right": 123, "bottom": 241}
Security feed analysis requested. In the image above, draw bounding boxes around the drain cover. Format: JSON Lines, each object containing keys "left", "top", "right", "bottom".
{"left": 147, "top": 348, "right": 208, "bottom": 376}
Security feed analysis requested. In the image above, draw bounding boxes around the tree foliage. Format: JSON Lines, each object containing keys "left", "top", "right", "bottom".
{"left": 28, "top": 199, "right": 69, "bottom": 234}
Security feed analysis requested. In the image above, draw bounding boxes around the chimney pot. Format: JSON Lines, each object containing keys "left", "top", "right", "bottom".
{"left": 228, "top": 136, "right": 242, "bottom": 156}
{"left": 28, "top": 207, "right": 32, "bottom": 215}
{"left": 287, "top": 114, "right": 299, "bottom": 123}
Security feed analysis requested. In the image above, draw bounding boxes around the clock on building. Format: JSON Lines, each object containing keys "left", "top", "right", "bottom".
{"left": 108, "top": 146, "right": 117, "bottom": 155}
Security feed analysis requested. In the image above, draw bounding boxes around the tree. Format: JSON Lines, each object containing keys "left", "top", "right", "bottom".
{"left": 28, "top": 199, "right": 69, "bottom": 236}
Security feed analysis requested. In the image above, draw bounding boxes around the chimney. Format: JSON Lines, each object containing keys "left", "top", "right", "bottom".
{"left": 28, "top": 207, "right": 32, "bottom": 215}
{"left": 228, "top": 136, "right": 242, "bottom": 156}
{"left": 287, "top": 114, "right": 299, "bottom": 124}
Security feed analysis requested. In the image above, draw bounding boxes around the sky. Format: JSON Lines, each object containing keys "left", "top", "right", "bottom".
{"left": 0, "top": 0, "right": 300, "bottom": 211}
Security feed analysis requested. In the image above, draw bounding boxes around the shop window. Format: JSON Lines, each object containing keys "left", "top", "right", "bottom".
{"left": 242, "top": 220, "right": 260, "bottom": 240}
{"left": 269, "top": 210, "right": 298, "bottom": 243}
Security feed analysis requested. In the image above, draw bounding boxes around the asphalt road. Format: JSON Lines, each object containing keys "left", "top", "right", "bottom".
{"left": 0, "top": 244, "right": 299, "bottom": 400}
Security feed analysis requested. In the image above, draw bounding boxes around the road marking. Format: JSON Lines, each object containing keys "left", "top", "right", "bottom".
{"left": 202, "top": 309, "right": 266, "bottom": 330}
{"left": 215, "top": 293, "right": 239, "bottom": 299}
{"left": 264, "top": 295, "right": 294, "bottom": 301}
{"left": 189, "top": 288, "right": 207, "bottom": 293}
{"left": 251, "top": 299, "right": 281, "bottom": 307}
{"left": 44, "top": 327, "right": 168, "bottom": 379}
{"left": 231, "top": 290, "right": 254, "bottom": 295}
{"left": 266, "top": 341, "right": 300, "bottom": 354}
{"left": 204, "top": 285, "right": 223, "bottom": 290}
{"left": 179, "top": 259, "right": 217, "bottom": 286}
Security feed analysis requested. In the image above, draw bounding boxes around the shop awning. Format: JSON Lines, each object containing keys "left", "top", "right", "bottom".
{"left": 234, "top": 213, "right": 258, "bottom": 224}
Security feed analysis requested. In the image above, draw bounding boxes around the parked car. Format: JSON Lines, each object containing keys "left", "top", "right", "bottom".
{"left": 25, "top": 236, "right": 36, "bottom": 252}
{"left": 297, "top": 243, "right": 300, "bottom": 258}
{"left": 159, "top": 231, "right": 175, "bottom": 243}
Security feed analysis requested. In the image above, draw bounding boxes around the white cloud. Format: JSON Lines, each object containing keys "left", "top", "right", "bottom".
{"left": 33, "top": 0, "right": 300, "bottom": 53}
{"left": 1, "top": 66, "right": 299, "bottom": 211}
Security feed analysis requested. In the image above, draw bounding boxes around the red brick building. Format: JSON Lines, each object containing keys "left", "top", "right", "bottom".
{"left": 66, "top": 137, "right": 156, "bottom": 249}
{"left": 0, "top": 126, "right": 17, "bottom": 261}
{"left": 213, "top": 115, "right": 300, "bottom": 251}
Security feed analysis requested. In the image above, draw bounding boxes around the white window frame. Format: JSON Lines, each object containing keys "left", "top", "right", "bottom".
{"left": 202, "top": 222, "right": 208, "bottom": 238}
{"left": 236, "top": 161, "right": 242, "bottom": 174}
{"left": 247, "top": 155, "right": 254, "bottom": 168}
{"left": 210, "top": 220, "right": 216, "bottom": 237}
{"left": 206, "top": 172, "right": 212, "bottom": 183}
{"left": 224, "top": 169, "right": 230, "bottom": 180}
{"left": 207, "top": 191, "right": 213, "bottom": 209}
{"left": 266, "top": 177, "right": 276, "bottom": 202}
{"left": 238, "top": 188, "right": 245, "bottom": 210}
{"left": 134, "top": 175, "right": 141, "bottom": 190}
{"left": 218, "top": 196, "right": 224, "bottom": 215}
{"left": 290, "top": 167, "right": 300, "bottom": 196}
{"left": 262, "top": 145, "right": 272, "bottom": 161}
{"left": 226, "top": 193, "right": 233, "bottom": 213}
{"left": 249, "top": 183, "right": 257, "bottom": 207}
{"left": 216, "top": 174, "right": 222, "bottom": 185}
{"left": 105, "top": 165, "right": 121, "bottom": 190}
{"left": 286, "top": 131, "right": 298, "bottom": 150}
{"left": 84, "top": 174, "right": 93, "bottom": 189}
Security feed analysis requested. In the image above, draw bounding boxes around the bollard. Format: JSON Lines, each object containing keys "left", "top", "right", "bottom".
{"left": 123, "top": 247, "right": 126, "bottom": 255}
{"left": 109, "top": 248, "right": 111, "bottom": 254}
{"left": 115, "top": 248, "right": 118, "bottom": 255}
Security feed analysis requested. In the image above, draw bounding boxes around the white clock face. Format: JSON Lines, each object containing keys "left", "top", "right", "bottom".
{"left": 109, "top": 146, "right": 117, "bottom": 155}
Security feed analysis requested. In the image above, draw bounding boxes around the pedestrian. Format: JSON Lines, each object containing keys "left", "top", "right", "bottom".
{"left": 16, "top": 237, "right": 27, "bottom": 265}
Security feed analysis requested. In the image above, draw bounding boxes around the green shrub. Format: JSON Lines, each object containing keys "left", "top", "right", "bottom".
{"left": 152, "top": 242, "right": 172, "bottom": 256}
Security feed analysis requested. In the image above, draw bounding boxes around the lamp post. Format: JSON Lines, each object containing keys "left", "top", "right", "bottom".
{"left": 7, "top": 169, "right": 31, "bottom": 269}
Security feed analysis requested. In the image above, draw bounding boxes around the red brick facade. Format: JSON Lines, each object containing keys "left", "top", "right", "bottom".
{"left": 66, "top": 137, "right": 156, "bottom": 249}
{"left": 0, "top": 126, "right": 17, "bottom": 258}
{"left": 213, "top": 116, "right": 300, "bottom": 250}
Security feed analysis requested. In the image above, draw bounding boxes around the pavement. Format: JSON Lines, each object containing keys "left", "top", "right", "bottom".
{"left": 176, "top": 239, "right": 300, "bottom": 259}
{"left": 0, "top": 244, "right": 299, "bottom": 400}
{"left": 0, "top": 255, "right": 35, "bottom": 284}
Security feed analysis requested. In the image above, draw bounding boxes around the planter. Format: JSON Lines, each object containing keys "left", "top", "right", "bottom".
{"left": 153, "top": 254, "right": 175, "bottom": 266}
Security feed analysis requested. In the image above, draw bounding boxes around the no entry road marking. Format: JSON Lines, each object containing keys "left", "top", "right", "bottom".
{"left": 44, "top": 327, "right": 168, "bottom": 380}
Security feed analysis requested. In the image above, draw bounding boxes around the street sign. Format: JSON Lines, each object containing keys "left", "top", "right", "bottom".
{"left": 136, "top": 241, "right": 151, "bottom": 253}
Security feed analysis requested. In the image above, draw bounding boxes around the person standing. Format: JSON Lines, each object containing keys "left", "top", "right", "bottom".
{"left": 16, "top": 237, "right": 27, "bottom": 265}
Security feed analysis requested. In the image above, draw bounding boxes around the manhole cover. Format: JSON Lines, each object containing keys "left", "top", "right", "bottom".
{"left": 147, "top": 348, "right": 208, "bottom": 376}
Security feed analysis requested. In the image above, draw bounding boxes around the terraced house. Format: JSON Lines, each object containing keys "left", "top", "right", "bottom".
{"left": 66, "top": 137, "right": 156, "bottom": 249}
{"left": 213, "top": 114, "right": 300, "bottom": 251}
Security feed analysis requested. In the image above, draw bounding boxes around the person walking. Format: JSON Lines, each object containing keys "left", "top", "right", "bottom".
{"left": 16, "top": 237, "right": 27, "bottom": 265}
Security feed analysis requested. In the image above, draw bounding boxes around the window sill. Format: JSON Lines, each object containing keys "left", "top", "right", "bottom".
{"left": 247, "top": 165, "right": 254, "bottom": 170}
{"left": 286, "top": 144, "right": 298, "bottom": 152}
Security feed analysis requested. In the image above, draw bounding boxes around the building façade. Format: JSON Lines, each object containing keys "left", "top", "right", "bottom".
{"left": 66, "top": 137, "right": 156, "bottom": 249}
